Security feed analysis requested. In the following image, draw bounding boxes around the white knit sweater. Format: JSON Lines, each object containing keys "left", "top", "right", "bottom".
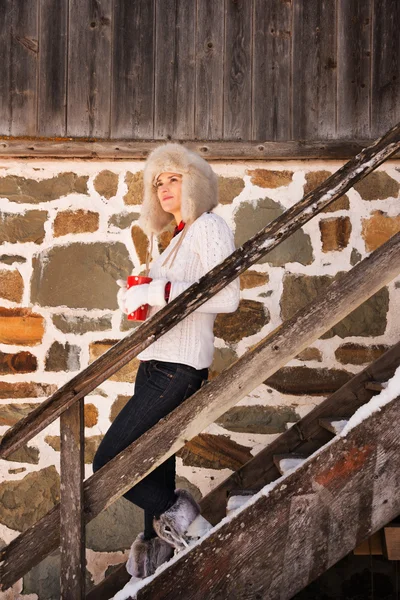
{"left": 137, "top": 212, "right": 240, "bottom": 369}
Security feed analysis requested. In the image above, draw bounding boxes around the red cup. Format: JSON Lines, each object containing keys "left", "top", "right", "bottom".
{"left": 126, "top": 275, "right": 153, "bottom": 321}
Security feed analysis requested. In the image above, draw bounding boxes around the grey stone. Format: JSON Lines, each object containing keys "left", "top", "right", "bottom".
{"left": 353, "top": 171, "right": 399, "bottom": 201}
{"left": 4, "top": 442, "right": 39, "bottom": 465}
{"left": 234, "top": 198, "right": 313, "bottom": 266}
{"left": 108, "top": 211, "right": 139, "bottom": 229}
{"left": 350, "top": 248, "right": 362, "bottom": 266}
{"left": 280, "top": 274, "right": 389, "bottom": 338}
{"left": 86, "top": 497, "right": 144, "bottom": 552}
{"left": 0, "top": 172, "right": 88, "bottom": 203}
{"left": 176, "top": 475, "right": 202, "bottom": 502}
{"left": 214, "top": 299, "right": 270, "bottom": 343}
{"left": 31, "top": 242, "right": 133, "bottom": 309}
{"left": 120, "top": 316, "right": 142, "bottom": 331}
{"left": 45, "top": 341, "right": 80, "bottom": 372}
{"left": 52, "top": 313, "right": 113, "bottom": 334}
{"left": 0, "top": 254, "right": 26, "bottom": 264}
{"left": 23, "top": 551, "right": 60, "bottom": 600}
{"left": 216, "top": 405, "right": 299, "bottom": 434}
{"left": 0, "top": 210, "right": 47, "bottom": 244}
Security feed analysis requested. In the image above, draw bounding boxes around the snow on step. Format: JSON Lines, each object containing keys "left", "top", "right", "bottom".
{"left": 319, "top": 417, "right": 348, "bottom": 435}
{"left": 274, "top": 455, "right": 307, "bottom": 475}
{"left": 226, "top": 494, "right": 254, "bottom": 516}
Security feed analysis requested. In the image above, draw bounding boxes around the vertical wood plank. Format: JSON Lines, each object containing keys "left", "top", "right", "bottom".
{"left": 252, "top": 0, "right": 292, "bottom": 141}
{"left": 337, "top": 0, "right": 372, "bottom": 138}
{"left": 67, "top": 0, "right": 112, "bottom": 138}
{"left": 38, "top": 0, "right": 68, "bottom": 136}
{"left": 195, "top": 0, "right": 224, "bottom": 140}
{"left": 154, "top": 0, "right": 196, "bottom": 140}
{"left": 111, "top": 0, "right": 155, "bottom": 139}
{"left": 0, "top": 0, "right": 13, "bottom": 135}
{"left": 10, "top": 0, "right": 39, "bottom": 136}
{"left": 224, "top": 0, "right": 253, "bottom": 140}
{"left": 371, "top": 0, "right": 400, "bottom": 137}
{"left": 292, "top": 0, "right": 337, "bottom": 139}
{"left": 60, "top": 398, "right": 85, "bottom": 600}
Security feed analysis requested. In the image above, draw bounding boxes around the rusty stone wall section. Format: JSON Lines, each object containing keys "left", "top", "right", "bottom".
{"left": 0, "top": 160, "right": 399, "bottom": 597}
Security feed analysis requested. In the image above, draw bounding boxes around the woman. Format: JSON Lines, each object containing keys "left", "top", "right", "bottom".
{"left": 93, "top": 144, "right": 240, "bottom": 580}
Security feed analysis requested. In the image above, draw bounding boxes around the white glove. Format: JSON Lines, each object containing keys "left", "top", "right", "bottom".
{"left": 116, "top": 278, "right": 167, "bottom": 315}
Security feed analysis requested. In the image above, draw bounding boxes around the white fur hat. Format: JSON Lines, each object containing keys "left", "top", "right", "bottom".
{"left": 138, "top": 144, "right": 218, "bottom": 235}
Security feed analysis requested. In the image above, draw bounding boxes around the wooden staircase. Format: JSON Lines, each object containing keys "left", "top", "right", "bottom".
{"left": 0, "top": 123, "right": 400, "bottom": 599}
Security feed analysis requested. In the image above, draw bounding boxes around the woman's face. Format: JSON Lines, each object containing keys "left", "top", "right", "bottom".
{"left": 156, "top": 172, "right": 182, "bottom": 220}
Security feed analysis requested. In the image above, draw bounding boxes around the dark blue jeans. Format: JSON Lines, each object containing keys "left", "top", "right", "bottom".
{"left": 93, "top": 359, "right": 208, "bottom": 538}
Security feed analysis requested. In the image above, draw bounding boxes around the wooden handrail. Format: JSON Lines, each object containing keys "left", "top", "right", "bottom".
{"left": 1, "top": 121, "right": 399, "bottom": 460}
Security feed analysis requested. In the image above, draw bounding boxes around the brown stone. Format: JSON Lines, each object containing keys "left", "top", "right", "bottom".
{"left": 0, "top": 210, "right": 47, "bottom": 244}
{"left": 304, "top": 171, "right": 350, "bottom": 212}
{"left": 335, "top": 343, "right": 390, "bottom": 365}
{"left": 0, "top": 466, "right": 60, "bottom": 531}
{"left": 0, "top": 308, "right": 45, "bottom": 345}
{"left": 124, "top": 171, "right": 144, "bottom": 205}
{"left": 319, "top": 216, "right": 352, "bottom": 252}
{"left": 216, "top": 405, "right": 299, "bottom": 434}
{"left": 0, "top": 402, "right": 37, "bottom": 426}
{"left": 214, "top": 299, "right": 270, "bottom": 343}
{"left": 89, "top": 340, "right": 140, "bottom": 383}
{"left": 0, "top": 351, "right": 37, "bottom": 375}
{"left": 0, "top": 254, "right": 26, "bottom": 265}
{"left": 177, "top": 433, "right": 253, "bottom": 470}
{"left": 5, "top": 442, "right": 39, "bottom": 465}
{"left": 218, "top": 176, "right": 245, "bottom": 204}
{"left": 45, "top": 341, "right": 80, "bottom": 372}
{"left": 354, "top": 171, "right": 399, "bottom": 201}
{"left": 209, "top": 347, "right": 238, "bottom": 380}
{"left": 157, "top": 223, "right": 176, "bottom": 253}
{"left": 240, "top": 271, "right": 269, "bottom": 290}
{"left": 248, "top": 169, "right": 293, "bottom": 188}
{"left": 8, "top": 468, "right": 26, "bottom": 474}
{"left": 265, "top": 367, "right": 352, "bottom": 396}
{"left": 31, "top": 242, "right": 133, "bottom": 310}
{"left": 53, "top": 209, "right": 99, "bottom": 237}
{"left": 85, "top": 403, "right": 99, "bottom": 428}
{"left": 0, "top": 172, "right": 88, "bottom": 203}
{"left": 45, "top": 435, "right": 102, "bottom": 464}
{"left": 131, "top": 224, "right": 149, "bottom": 265}
{"left": 362, "top": 211, "right": 400, "bottom": 252}
{"left": 94, "top": 170, "right": 119, "bottom": 199}
{"left": 0, "top": 382, "right": 56, "bottom": 400}
{"left": 0, "top": 270, "right": 23, "bottom": 302}
{"left": 108, "top": 211, "right": 139, "bottom": 230}
{"left": 296, "top": 347, "right": 323, "bottom": 362}
{"left": 52, "top": 313, "right": 112, "bottom": 334}
{"left": 280, "top": 274, "right": 389, "bottom": 338}
{"left": 110, "top": 395, "right": 131, "bottom": 422}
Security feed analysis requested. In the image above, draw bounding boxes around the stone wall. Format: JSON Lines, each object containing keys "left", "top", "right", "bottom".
{"left": 0, "top": 160, "right": 399, "bottom": 599}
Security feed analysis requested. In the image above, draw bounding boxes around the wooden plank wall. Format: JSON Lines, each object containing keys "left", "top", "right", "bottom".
{"left": 0, "top": 0, "right": 399, "bottom": 141}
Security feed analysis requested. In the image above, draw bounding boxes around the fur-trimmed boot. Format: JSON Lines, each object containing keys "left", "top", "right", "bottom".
{"left": 126, "top": 533, "right": 174, "bottom": 578}
{"left": 153, "top": 489, "right": 213, "bottom": 551}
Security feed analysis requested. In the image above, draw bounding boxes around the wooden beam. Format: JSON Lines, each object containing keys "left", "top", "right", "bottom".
{"left": 0, "top": 137, "right": 399, "bottom": 160}
{"left": 60, "top": 399, "right": 85, "bottom": 600}
{"left": 134, "top": 395, "right": 400, "bottom": 600}
{"left": 1, "top": 122, "right": 399, "bottom": 461}
{"left": 384, "top": 525, "right": 400, "bottom": 560}
{"left": 2, "top": 228, "right": 400, "bottom": 591}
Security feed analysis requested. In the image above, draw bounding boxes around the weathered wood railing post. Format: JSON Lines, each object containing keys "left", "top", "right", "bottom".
{"left": 60, "top": 399, "right": 85, "bottom": 599}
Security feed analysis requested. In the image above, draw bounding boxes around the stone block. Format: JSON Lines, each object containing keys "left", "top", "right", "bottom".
{"left": 86, "top": 497, "right": 143, "bottom": 552}
{"left": 31, "top": 242, "right": 133, "bottom": 309}
{"left": 5, "top": 442, "right": 39, "bottom": 465}
{"left": 0, "top": 466, "right": 60, "bottom": 531}
{"left": 110, "top": 394, "right": 131, "bottom": 422}
{"left": 209, "top": 347, "right": 238, "bottom": 380}
{"left": 0, "top": 210, "right": 47, "bottom": 244}
{"left": 177, "top": 433, "right": 253, "bottom": 470}
{"left": 0, "top": 269, "right": 23, "bottom": 302}
{"left": 0, "top": 402, "right": 37, "bottom": 425}
{"left": 0, "top": 351, "right": 37, "bottom": 375}
{"left": 0, "top": 254, "right": 26, "bottom": 265}
{"left": 214, "top": 299, "right": 270, "bottom": 343}
{"left": 131, "top": 224, "right": 149, "bottom": 265}
{"left": 354, "top": 171, "right": 399, "bottom": 201}
{"left": 124, "top": 171, "right": 144, "bottom": 205}
{"left": 45, "top": 435, "right": 102, "bottom": 465}
{"left": 248, "top": 169, "right": 293, "bottom": 188}
{"left": 108, "top": 211, "right": 139, "bottom": 230}
{"left": 53, "top": 209, "right": 99, "bottom": 237}
{"left": 265, "top": 367, "right": 352, "bottom": 395}
{"left": 0, "top": 382, "right": 56, "bottom": 400}
{"left": 304, "top": 171, "right": 350, "bottom": 212}
{"left": 52, "top": 313, "right": 112, "bottom": 334}
{"left": 84, "top": 403, "right": 99, "bottom": 428}
{"left": 0, "top": 308, "right": 45, "bottom": 345}
{"left": 0, "top": 172, "right": 88, "bottom": 203}
{"left": 89, "top": 340, "right": 140, "bottom": 383}
{"left": 23, "top": 551, "right": 61, "bottom": 600}
{"left": 335, "top": 343, "right": 390, "bottom": 365}
{"left": 218, "top": 176, "right": 245, "bottom": 204}
{"left": 280, "top": 274, "right": 389, "bottom": 338}
{"left": 234, "top": 198, "right": 313, "bottom": 266}
{"left": 350, "top": 248, "right": 362, "bottom": 266}
{"left": 362, "top": 211, "right": 400, "bottom": 252}
{"left": 216, "top": 405, "right": 300, "bottom": 434}
{"left": 45, "top": 341, "right": 80, "bottom": 372}
{"left": 240, "top": 270, "right": 269, "bottom": 290}
{"left": 296, "top": 347, "right": 323, "bottom": 362}
{"left": 157, "top": 223, "right": 176, "bottom": 253}
{"left": 319, "top": 216, "right": 352, "bottom": 252}
{"left": 94, "top": 170, "right": 119, "bottom": 199}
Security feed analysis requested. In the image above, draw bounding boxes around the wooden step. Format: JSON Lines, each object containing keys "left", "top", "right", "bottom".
{"left": 364, "top": 380, "right": 387, "bottom": 392}
{"left": 273, "top": 454, "right": 308, "bottom": 475}
{"left": 384, "top": 524, "right": 400, "bottom": 560}
{"left": 318, "top": 417, "right": 348, "bottom": 435}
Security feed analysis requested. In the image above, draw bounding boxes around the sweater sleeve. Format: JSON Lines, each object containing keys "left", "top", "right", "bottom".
{"left": 169, "top": 214, "right": 240, "bottom": 314}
